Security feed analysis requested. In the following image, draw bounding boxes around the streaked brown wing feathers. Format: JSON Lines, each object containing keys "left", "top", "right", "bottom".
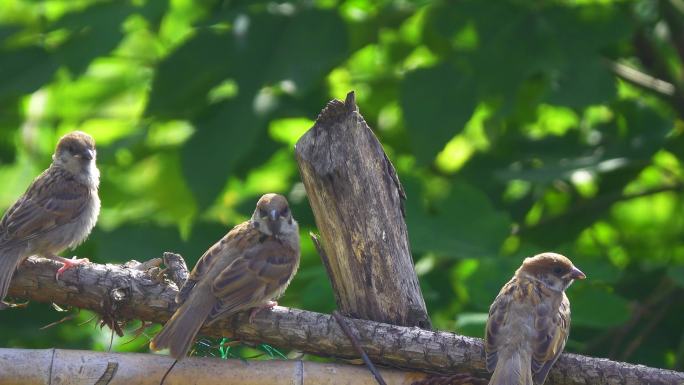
{"left": 0, "top": 168, "right": 90, "bottom": 248}
{"left": 485, "top": 278, "right": 515, "bottom": 373}
{"left": 176, "top": 221, "right": 256, "bottom": 304}
{"left": 531, "top": 293, "right": 570, "bottom": 385}
{"left": 209, "top": 240, "right": 296, "bottom": 320}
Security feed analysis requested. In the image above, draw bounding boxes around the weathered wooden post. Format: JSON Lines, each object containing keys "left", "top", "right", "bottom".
{"left": 295, "top": 91, "right": 431, "bottom": 328}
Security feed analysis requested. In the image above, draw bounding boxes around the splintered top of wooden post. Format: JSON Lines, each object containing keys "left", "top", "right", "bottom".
{"left": 296, "top": 91, "right": 406, "bottom": 200}
{"left": 313, "top": 91, "right": 358, "bottom": 125}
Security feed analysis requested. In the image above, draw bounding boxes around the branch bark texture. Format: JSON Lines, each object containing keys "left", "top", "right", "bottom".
{"left": 295, "top": 91, "right": 430, "bottom": 329}
{"left": 7, "top": 257, "right": 684, "bottom": 385}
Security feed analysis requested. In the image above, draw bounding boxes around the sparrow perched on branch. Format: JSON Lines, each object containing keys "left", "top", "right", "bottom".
{"left": 485, "top": 252, "right": 586, "bottom": 385}
{"left": 0, "top": 131, "right": 100, "bottom": 307}
{"left": 150, "top": 193, "right": 300, "bottom": 359}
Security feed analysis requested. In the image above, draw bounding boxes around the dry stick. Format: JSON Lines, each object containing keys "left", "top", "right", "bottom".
{"left": 605, "top": 60, "right": 676, "bottom": 96}
{"left": 621, "top": 293, "right": 676, "bottom": 361}
{"left": 333, "top": 311, "right": 388, "bottom": 385}
{"left": 159, "top": 359, "right": 179, "bottom": 385}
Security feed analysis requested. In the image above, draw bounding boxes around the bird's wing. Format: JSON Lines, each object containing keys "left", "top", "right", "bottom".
{"left": 485, "top": 278, "right": 516, "bottom": 373}
{"left": 531, "top": 293, "right": 570, "bottom": 385}
{"left": 0, "top": 168, "right": 90, "bottom": 249}
{"left": 175, "top": 222, "right": 254, "bottom": 304}
{"left": 208, "top": 238, "right": 297, "bottom": 321}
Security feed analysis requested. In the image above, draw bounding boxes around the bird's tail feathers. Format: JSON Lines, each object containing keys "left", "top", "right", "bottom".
{"left": 149, "top": 297, "right": 214, "bottom": 360}
{"left": 489, "top": 352, "right": 533, "bottom": 385}
{"left": 0, "top": 251, "right": 22, "bottom": 304}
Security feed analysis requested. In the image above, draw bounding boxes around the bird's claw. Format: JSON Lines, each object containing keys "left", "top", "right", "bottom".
{"left": 248, "top": 301, "right": 278, "bottom": 323}
{"left": 55, "top": 256, "right": 90, "bottom": 280}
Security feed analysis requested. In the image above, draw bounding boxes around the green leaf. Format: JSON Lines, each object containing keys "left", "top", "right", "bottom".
{"left": 546, "top": 57, "right": 615, "bottom": 108}
{"left": 255, "top": 9, "right": 348, "bottom": 92}
{"left": 0, "top": 47, "right": 58, "bottom": 98}
{"left": 455, "top": 312, "right": 488, "bottom": 338}
{"left": 405, "top": 177, "right": 511, "bottom": 257}
{"left": 146, "top": 9, "right": 348, "bottom": 119}
{"left": 667, "top": 265, "right": 684, "bottom": 288}
{"left": 423, "top": 1, "right": 631, "bottom": 110}
{"left": 183, "top": 96, "right": 268, "bottom": 209}
{"left": 465, "top": 257, "right": 522, "bottom": 311}
{"left": 145, "top": 30, "right": 234, "bottom": 118}
{"left": 91, "top": 222, "right": 227, "bottom": 265}
{"left": 52, "top": 2, "right": 134, "bottom": 76}
{"left": 0, "top": 25, "right": 21, "bottom": 42}
{"left": 401, "top": 63, "right": 477, "bottom": 165}
{"left": 569, "top": 286, "right": 630, "bottom": 328}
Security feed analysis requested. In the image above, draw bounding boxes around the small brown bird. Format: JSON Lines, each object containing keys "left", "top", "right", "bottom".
{"left": 485, "top": 253, "right": 585, "bottom": 385}
{"left": 150, "top": 193, "right": 300, "bottom": 359}
{"left": 0, "top": 131, "right": 100, "bottom": 307}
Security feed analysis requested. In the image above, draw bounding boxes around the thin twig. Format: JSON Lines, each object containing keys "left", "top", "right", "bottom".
{"left": 108, "top": 328, "right": 115, "bottom": 352}
{"left": 39, "top": 314, "right": 76, "bottom": 330}
{"left": 332, "top": 311, "right": 387, "bottom": 385}
{"left": 78, "top": 314, "right": 98, "bottom": 326}
{"left": 120, "top": 321, "right": 153, "bottom": 346}
{"left": 621, "top": 292, "right": 677, "bottom": 360}
{"left": 159, "top": 359, "right": 178, "bottom": 385}
{"left": 606, "top": 60, "right": 676, "bottom": 96}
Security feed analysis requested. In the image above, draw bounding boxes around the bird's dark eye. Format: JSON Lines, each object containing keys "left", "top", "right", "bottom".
{"left": 553, "top": 266, "right": 564, "bottom": 275}
{"left": 280, "top": 207, "right": 289, "bottom": 217}
{"left": 259, "top": 208, "right": 268, "bottom": 218}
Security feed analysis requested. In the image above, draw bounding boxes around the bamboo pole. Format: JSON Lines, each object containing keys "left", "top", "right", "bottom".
{"left": 0, "top": 348, "right": 427, "bottom": 385}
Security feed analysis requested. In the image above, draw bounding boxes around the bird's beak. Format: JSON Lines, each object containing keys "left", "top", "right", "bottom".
{"left": 267, "top": 209, "right": 280, "bottom": 235}
{"left": 569, "top": 266, "right": 586, "bottom": 280}
{"left": 82, "top": 149, "right": 95, "bottom": 161}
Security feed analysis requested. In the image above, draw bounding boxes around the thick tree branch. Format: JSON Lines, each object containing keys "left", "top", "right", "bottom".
{"left": 7, "top": 257, "right": 683, "bottom": 385}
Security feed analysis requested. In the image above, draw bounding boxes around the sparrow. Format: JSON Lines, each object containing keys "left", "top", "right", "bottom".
{"left": 0, "top": 131, "right": 100, "bottom": 307}
{"left": 485, "top": 252, "right": 586, "bottom": 385}
{"left": 150, "top": 193, "right": 300, "bottom": 359}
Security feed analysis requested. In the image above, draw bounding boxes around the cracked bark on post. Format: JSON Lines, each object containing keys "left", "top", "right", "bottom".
{"left": 6, "top": 257, "right": 684, "bottom": 385}
{"left": 295, "top": 91, "right": 431, "bottom": 329}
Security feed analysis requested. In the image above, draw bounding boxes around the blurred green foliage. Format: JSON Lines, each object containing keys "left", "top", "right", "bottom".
{"left": 0, "top": 0, "right": 683, "bottom": 370}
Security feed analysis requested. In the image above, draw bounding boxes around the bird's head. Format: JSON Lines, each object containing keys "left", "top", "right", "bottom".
{"left": 252, "top": 193, "right": 297, "bottom": 238}
{"left": 53, "top": 131, "right": 97, "bottom": 178}
{"left": 517, "top": 252, "right": 586, "bottom": 292}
